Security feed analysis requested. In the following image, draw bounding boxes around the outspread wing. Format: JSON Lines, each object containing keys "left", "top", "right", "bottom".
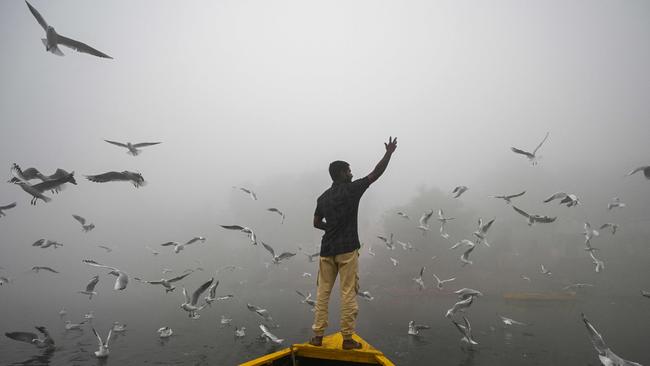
{"left": 168, "top": 271, "right": 192, "bottom": 283}
{"left": 220, "top": 225, "right": 245, "bottom": 231}
{"left": 581, "top": 313, "right": 609, "bottom": 355}
{"left": 191, "top": 278, "right": 214, "bottom": 305}
{"left": 0, "top": 202, "right": 17, "bottom": 210}
{"left": 5, "top": 331, "right": 39, "bottom": 345}
{"left": 72, "top": 215, "right": 86, "bottom": 225}
{"left": 57, "top": 34, "right": 113, "bottom": 59}
{"left": 532, "top": 132, "right": 550, "bottom": 155}
{"left": 86, "top": 275, "right": 99, "bottom": 292}
{"left": 535, "top": 215, "right": 556, "bottom": 223}
{"left": 261, "top": 242, "right": 275, "bottom": 257}
{"left": 507, "top": 191, "right": 526, "bottom": 199}
{"left": 132, "top": 142, "right": 161, "bottom": 148}
{"left": 160, "top": 241, "right": 177, "bottom": 247}
{"left": 86, "top": 172, "right": 125, "bottom": 183}
{"left": 25, "top": 1, "right": 48, "bottom": 31}
{"left": 512, "top": 206, "right": 530, "bottom": 218}
{"left": 92, "top": 327, "right": 103, "bottom": 346}
{"left": 104, "top": 140, "right": 127, "bottom": 148}
{"left": 276, "top": 252, "right": 296, "bottom": 261}
{"left": 481, "top": 218, "right": 495, "bottom": 233}
{"left": 543, "top": 192, "right": 567, "bottom": 203}
{"left": 510, "top": 147, "right": 533, "bottom": 158}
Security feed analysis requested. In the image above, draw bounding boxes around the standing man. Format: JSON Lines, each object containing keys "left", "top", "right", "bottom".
{"left": 310, "top": 137, "right": 397, "bottom": 350}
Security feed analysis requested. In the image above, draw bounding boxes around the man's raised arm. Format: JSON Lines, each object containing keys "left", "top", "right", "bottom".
{"left": 366, "top": 136, "right": 397, "bottom": 184}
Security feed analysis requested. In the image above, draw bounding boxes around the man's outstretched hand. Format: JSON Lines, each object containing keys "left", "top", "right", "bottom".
{"left": 385, "top": 136, "right": 398, "bottom": 154}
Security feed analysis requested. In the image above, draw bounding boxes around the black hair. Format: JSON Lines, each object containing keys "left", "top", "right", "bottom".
{"left": 329, "top": 160, "right": 349, "bottom": 182}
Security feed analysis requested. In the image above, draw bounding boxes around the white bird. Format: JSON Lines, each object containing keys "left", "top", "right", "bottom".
{"left": 510, "top": 131, "right": 549, "bottom": 165}
{"left": 247, "top": 303, "right": 273, "bottom": 322}
{"left": 432, "top": 274, "right": 456, "bottom": 290}
{"left": 5, "top": 326, "right": 55, "bottom": 349}
{"left": 460, "top": 243, "right": 476, "bottom": 266}
{"left": 86, "top": 171, "right": 145, "bottom": 188}
{"left": 98, "top": 245, "right": 112, "bottom": 253}
{"left": 8, "top": 163, "right": 47, "bottom": 182}
{"left": 32, "top": 238, "right": 63, "bottom": 249}
{"left": 452, "top": 316, "right": 478, "bottom": 345}
{"left": 143, "top": 271, "right": 193, "bottom": 293}
{"left": 599, "top": 223, "right": 619, "bottom": 235}
{"left": 145, "top": 246, "right": 159, "bottom": 255}
{"left": 82, "top": 259, "right": 129, "bottom": 290}
{"left": 84, "top": 311, "right": 95, "bottom": 320}
{"left": 92, "top": 327, "right": 112, "bottom": 358}
{"left": 302, "top": 252, "right": 320, "bottom": 262}
{"left": 65, "top": 320, "right": 86, "bottom": 331}
{"left": 512, "top": 206, "right": 557, "bottom": 226}
{"left": 72, "top": 215, "right": 95, "bottom": 232}
{"left": 0, "top": 202, "right": 17, "bottom": 217}
{"left": 25, "top": 1, "right": 112, "bottom": 58}
{"left": 157, "top": 327, "right": 173, "bottom": 338}
{"left": 180, "top": 278, "right": 214, "bottom": 318}
{"left": 266, "top": 208, "right": 285, "bottom": 224}
{"left": 589, "top": 252, "right": 605, "bottom": 273}
{"left": 437, "top": 209, "right": 455, "bottom": 238}
{"left": 397, "top": 240, "right": 414, "bottom": 251}
{"left": 220, "top": 225, "right": 258, "bottom": 245}
{"left": 540, "top": 264, "right": 552, "bottom": 276}
{"left": 235, "top": 327, "right": 246, "bottom": 338}
{"left": 13, "top": 181, "right": 51, "bottom": 205}
{"left": 358, "top": 291, "right": 374, "bottom": 301}
{"left": 259, "top": 324, "right": 283, "bottom": 344}
{"left": 302, "top": 272, "right": 312, "bottom": 278}
{"left": 581, "top": 313, "right": 642, "bottom": 366}
{"left": 417, "top": 210, "right": 434, "bottom": 233}
{"left": 204, "top": 280, "right": 219, "bottom": 305}
{"left": 450, "top": 239, "right": 475, "bottom": 250}
{"left": 78, "top": 275, "right": 100, "bottom": 299}
{"left": 521, "top": 275, "right": 531, "bottom": 282}
{"left": 584, "top": 222, "right": 600, "bottom": 246}
{"left": 59, "top": 307, "right": 67, "bottom": 318}
{"left": 112, "top": 322, "right": 127, "bottom": 332}
{"left": 454, "top": 288, "right": 483, "bottom": 300}
{"left": 473, "top": 218, "right": 495, "bottom": 247}
{"left": 544, "top": 192, "right": 580, "bottom": 207}
{"left": 641, "top": 290, "right": 650, "bottom": 299}
{"left": 408, "top": 321, "right": 430, "bottom": 336}
{"left": 234, "top": 187, "right": 258, "bottom": 200}
{"left": 28, "top": 170, "right": 77, "bottom": 196}
{"left": 452, "top": 186, "right": 469, "bottom": 198}
{"left": 396, "top": 211, "right": 410, "bottom": 220}
{"left": 220, "top": 315, "right": 233, "bottom": 326}
{"left": 295, "top": 290, "right": 316, "bottom": 307}
{"left": 412, "top": 267, "right": 425, "bottom": 290}
{"left": 607, "top": 197, "right": 626, "bottom": 211}
{"left": 104, "top": 140, "right": 161, "bottom": 156}
{"left": 161, "top": 237, "right": 204, "bottom": 254}
{"left": 489, "top": 190, "right": 526, "bottom": 205}
{"left": 499, "top": 315, "right": 528, "bottom": 326}
{"left": 626, "top": 165, "right": 650, "bottom": 180}
{"left": 377, "top": 233, "right": 395, "bottom": 250}
{"left": 389, "top": 257, "right": 399, "bottom": 267}
{"left": 261, "top": 242, "right": 296, "bottom": 264}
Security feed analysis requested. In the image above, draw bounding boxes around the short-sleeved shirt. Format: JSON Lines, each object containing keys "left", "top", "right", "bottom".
{"left": 314, "top": 177, "right": 371, "bottom": 257}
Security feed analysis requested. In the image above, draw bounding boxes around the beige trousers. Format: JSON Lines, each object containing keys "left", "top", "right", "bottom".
{"left": 312, "top": 249, "right": 359, "bottom": 339}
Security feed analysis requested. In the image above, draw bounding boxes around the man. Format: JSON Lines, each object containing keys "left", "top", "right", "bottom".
{"left": 310, "top": 136, "right": 397, "bottom": 350}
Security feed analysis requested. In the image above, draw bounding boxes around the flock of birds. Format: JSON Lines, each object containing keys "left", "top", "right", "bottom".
{"left": 2, "top": 1, "right": 650, "bottom": 364}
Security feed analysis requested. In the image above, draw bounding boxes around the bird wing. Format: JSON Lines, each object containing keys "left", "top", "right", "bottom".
{"left": 92, "top": 327, "right": 103, "bottom": 346}
{"left": 82, "top": 259, "right": 115, "bottom": 271}
{"left": 507, "top": 191, "right": 526, "bottom": 199}
{"left": 25, "top": 1, "right": 48, "bottom": 31}
{"left": 182, "top": 287, "right": 191, "bottom": 303}
{"left": 261, "top": 242, "right": 275, "bottom": 257}
{"left": 220, "top": 225, "right": 245, "bottom": 231}
{"left": 295, "top": 290, "right": 307, "bottom": 299}
{"left": 543, "top": 192, "right": 567, "bottom": 203}
{"left": 72, "top": 215, "right": 86, "bottom": 225}
{"left": 104, "top": 140, "right": 128, "bottom": 148}
{"left": 169, "top": 271, "right": 192, "bottom": 283}
{"left": 113, "top": 272, "right": 128, "bottom": 290}
{"left": 0, "top": 202, "right": 17, "bottom": 210}
{"left": 42, "top": 267, "right": 58, "bottom": 273}
{"left": 160, "top": 241, "right": 177, "bottom": 247}
{"left": 482, "top": 218, "right": 495, "bottom": 233}
{"left": 57, "top": 34, "right": 112, "bottom": 59}
{"left": 419, "top": 266, "right": 425, "bottom": 277}
{"left": 512, "top": 206, "right": 530, "bottom": 218}
{"left": 191, "top": 278, "right": 214, "bottom": 305}
{"left": 5, "top": 331, "right": 39, "bottom": 345}
{"left": 32, "top": 239, "right": 46, "bottom": 247}
{"left": 277, "top": 252, "right": 296, "bottom": 261}
{"left": 132, "top": 142, "right": 161, "bottom": 148}
{"left": 86, "top": 275, "right": 99, "bottom": 292}
{"left": 105, "top": 329, "right": 112, "bottom": 347}
{"left": 209, "top": 280, "right": 219, "bottom": 297}
{"left": 86, "top": 172, "right": 125, "bottom": 183}
{"left": 535, "top": 215, "right": 556, "bottom": 223}
{"left": 626, "top": 166, "right": 650, "bottom": 176}
{"left": 581, "top": 313, "right": 609, "bottom": 355}
{"left": 532, "top": 132, "right": 550, "bottom": 155}
{"left": 510, "top": 147, "right": 533, "bottom": 158}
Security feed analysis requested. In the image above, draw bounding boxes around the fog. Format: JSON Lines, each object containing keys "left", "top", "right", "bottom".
{"left": 1, "top": 0, "right": 649, "bottom": 365}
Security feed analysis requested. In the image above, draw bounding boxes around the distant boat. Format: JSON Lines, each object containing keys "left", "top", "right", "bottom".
{"left": 503, "top": 291, "right": 577, "bottom": 301}
{"left": 239, "top": 332, "right": 395, "bottom": 366}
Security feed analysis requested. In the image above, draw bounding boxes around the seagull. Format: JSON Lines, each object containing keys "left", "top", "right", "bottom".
{"left": 234, "top": 187, "right": 258, "bottom": 200}
{"left": 204, "top": 280, "right": 219, "bottom": 305}
{"left": 31, "top": 266, "right": 58, "bottom": 273}
{"left": 358, "top": 291, "right": 374, "bottom": 301}
{"left": 0, "top": 202, "right": 17, "bottom": 217}
{"left": 32, "top": 239, "right": 63, "bottom": 249}
{"left": 589, "top": 252, "right": 605, "bottom": 273}
{"left": 412, "top": 267, "right": 425, "bottom": 290}
{"left": 417, "top": 210, "right": 434, "bottom": 234}
{"left": 641, "top": 290, "right": 650, "bottom": 299}
{"left": 489, "top": 190, "right": 526, "bottom": 205}
{"left": 437, "top": 209, "right": 455, "bottom": 239}
{"left": 454, "top": 288, "right": 483, "bottom": 300}
{"left": 78, "top": 275, "right": 100, "bottom": 299}
{"left": 512, "top": 206, "right": 557, "bottom": 226}
{"left": 72, "top": 215, "right": 95, "bottom": 232}
{"left": 9, "top": 163, "right": 47, "bottom": 182}
{"left": 160, "top": 237, "right": 204, "bottom": 254}
{"left": 584, "top": 222, "right": 600, "bottom": 246}
{"left": 82, "top": 259, "right": 129, "bottom": 290}
{"left": 499, "top": 315, "right": 528, "bottom": 326}
{"left": 599, "top": 223, "right": 619, "bottom": 235}
{"left": 91, "top": 327, "right": 112, "bottom": 358}
{"left": 30, "top": 170, "right": 77, "bottom": 194}
{"left": 607, "top": 197, "right": 626, "bottom": 211}
{"left": 261, "top": 242, "right": 296, "bottom": 264}
{"left": 295, "top": 290, "right": 316, "bottom": 307}
{"left": 626, "top": 165, "right": 650, "bottom": 180}
{"left": 246, "top": 303, "right": 273, "bottom": 322}
{"left": 220, "top": 225, "right": 257, "bottom": 245}
{"left": 581, "top": 313, "right": 642, "bottom": 366}
{"left": 180, "top": 278, "right": 213, "bottom": 318}
{"left": 450, "top": 239, "right": 475, "bottom": 250}
{"left": 432, "top": 274, "right": 456, "bottom": 290}
{"left": 367, "top": 245, "right": 375, "bottom": 257}
{"left": 452, "top": 316, "right": 478, "bottom": 345}
{"left": 301, "top": 272, "right": 312, "bottom": 278}
{"left": 521, "top": 275, "right": 531, "bottom": 282}
{"left": 460, "top": 243, "right": 476, "bottom": 266}
{"left": 408, "top": 321, "right": 430, "bottom": 336}
{"left": 563, "top": 283, "right": 594, "bottom": 291}
{"left": 452, "top": 186, "right": 469, "bottom": 198}
{"left": 86, "top": 171, "right": 145, "bottom": 188}
{"left": 65, "top": 320, "right": 86, "bottom": 331}
{"left": 157, "top": 327, "right": 173, "bottom": 338}
{"left": 259, "top": 324, "right": 284, "bottom": 344}
{"left": 544, "top": 192, "right": 580, "bottom": 207}
{"left": 266, "top": 208, "right": 285, "bottom": 224}
{"left": 112, "top": 322, "right": 127, "bottom": 333}
{"left": 98, "top": 245, "right": 113, "bottom": 253}
{"left": 59, "top": 308, "right": 67, "bottom": 318}
{"left": 397, "top": 211, "right": 410, "bottom": 220}
{"left": 104, "top": 140, "right": 161, "bottom": 156}
{"left": 377, "top": 233, "right": 395, "bottom": 250}
{"left": 389, "top": 257, "right": 399, "bottom": 267}
{"left": 5, "top": 326, "right": 55, "bottom": 349}
{"left": 13, "top": 181, "right": 51, "bottom": 205}
{"left": 540, "top": 264, "right": 552, "bottom": 276}
{"left": 235, "top": 327, "right": 246, "bottom": 338}
{"left": 511, "top": 131, "right": 549, "bottom": 166}
{"left": 143, "top": 271, "right": 193, "bottom": 293}
{"left": 220, "top": 315, "right": 233, "bottom": 326}
{"left": 397, "top": 240, "right": 414, "bottom": 251}
{"left": 473, "top": 218, "right": 495, "bottom": 247}
{"left": 25, "top": 1, "right": 112, "bottom": 58}
{"left": 84, "top": 311, "right": 95, "bottom": 321}
{"left": 145, "top": 246, "right": 159, "bottom": 255}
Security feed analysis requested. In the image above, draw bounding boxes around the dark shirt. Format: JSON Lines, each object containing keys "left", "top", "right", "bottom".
{"left": 315, "top": 177, "right": 371, "bottom": 257}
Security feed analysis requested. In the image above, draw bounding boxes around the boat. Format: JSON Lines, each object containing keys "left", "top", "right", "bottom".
{"left": 239, "top": 332, "right": 395, "bottom": 366}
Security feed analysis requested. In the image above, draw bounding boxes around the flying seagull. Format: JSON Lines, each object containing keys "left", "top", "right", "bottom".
{"left": 32, "top": 239, "right": 63, "bottom": 249}
{"left": 452, "top": 186, "right": 469, "bottom": 198}
{"left": 599, "top": 223, "right": 619, "bottom": 235}
{"left": 25, "top": 1, "right": 112, "bottom": 58}
{"left": 437, "top": 209, "right": 455, "bottom": 239}
{"left": 259, "top": 324, "right": 284, "bottom": 344}
{"left": 5, "top": 326, "right": 55, "bottom": 349}
{"left": 408, "top": 321, "right": 430, "bottom": 336}
{"left": 157, "top": 327, "right": 173, "bottom": 338}
{"left": 72, "top": 215, "right": 95, "bottom": 232}
{"left": 626, "top": 165, "right": 650, "bottom": 180}
{"left": 65, "top": 320, "right": 86, "bottom": 331}
{"left": 540, "top": 264, "right": 552, "bottom": 276}
{"left": 78, "top": 275, "right": 100, "bottom": 299}
{"left": 13, "top": 180, "right": 51, "bottom": 205}
{"left": 607, "top": 197, "right": 626, "bottom": 211}
{"left": 31, "top": 266, "right": 58, "bottom": 273}
{"left": 432, "top": 273, "right": 456, "bottom": 290}
{"left": 454, "top": 288, "right": 483, "bottom": 300}
{"left": 234, "top": 187, "right": 258, "bottom": 200}
{"left": 91, "top": 327, "right": 112, "bottom": 358}
{"left": 412, "top": 267, "right": 426, "bottom": 290}
{"left": 452, "top": 316, "right": 478, "bottom": 345}
{"left": 460, "top": 243, "right": 476, "bottom": 266}
{"left": 512, "top": 206, "right": 557, "bottom": 226}
{"left": 104, "top": 140, "right": 161, "bottom": 156}
{"left": 143, "top": 271, "right": 193, "bottom": 293}
{"left": 180, "top": 278, "right": 214, "bottom": 318}
{"left": 396, "top": 211, "right": 410, "bottom": 220}
{"left": 220, "top": 225, "right": 257, "bottom": 245}
{"left": 358, "top": 291, "right": 374, "bottom": 301}
{"left": 160, "top": 236, "right": 205, "bottom": 254}
{"left": 246, "top": 303, "right": 273, "bottom": 322}
{"left": 473, "top": 218, "right": 495, "bottom": 247}
{"left": 377, "top": 233, "right": 395, "bottom": 250}
{"left": 261, "top": 242, "right": 296, "bottom": 264}
{"left": 266, "top": 208, "right": 285, "bottom": 224}
{"left": 295, "top": 290, "right": 316, "bottom": 308}
{"left": 489, "top": 190, "right": 526, "bottom": 205}
{"left": 0, "top": 202, "right": 17, "bottom": 217}
{"left": 511, "top": 132, "right": 549, "bottom": 165}
{"left": 445, "top": 296, "right": 475, "bottom": 318}
{"left": 31, "top": 170, "right": 77, "bottom": 194}
{"left": 86, "top": 171, "right": 145, "bottom": 188}
{"left": 581, "top": 313, "right": 642, "bottom": 366}
{"left": 641, "top": 290, "right": 650, "bottom": 299}
{"left": 98, "top": 245, "right": 113, "bottom": 253}
{"left": 82, "top": 259, "right": 129, "bottom": 290}
{"left": 417, "top": 210, "right": 434, "bottom": 234}
{"left": 544, "top": 192, "right": 580, "bottom": 207}
{"left": 204, "top": 280, "right": 220, "bottom": 305}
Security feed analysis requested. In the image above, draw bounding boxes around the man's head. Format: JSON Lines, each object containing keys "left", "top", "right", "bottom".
{"left": 329, "top": 160, "right": 352, "bottom": 183}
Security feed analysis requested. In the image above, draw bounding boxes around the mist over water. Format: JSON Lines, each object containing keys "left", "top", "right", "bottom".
{"left": 1, "top": 0, "right": 650, "bottom": 365}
